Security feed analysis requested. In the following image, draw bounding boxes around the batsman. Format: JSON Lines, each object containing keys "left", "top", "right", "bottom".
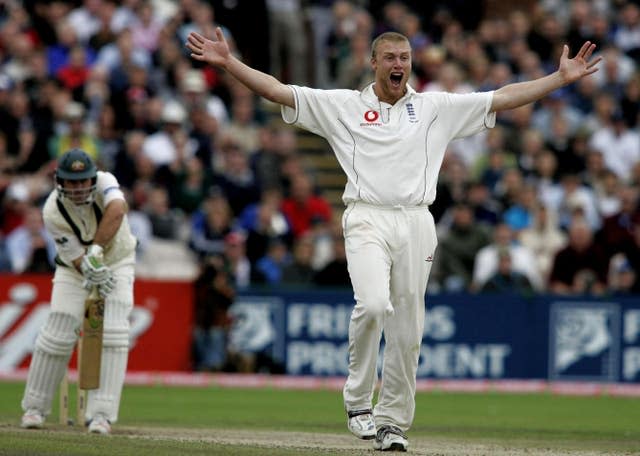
{"left": 21, "top": 148, "right": 137, "bottom": 435}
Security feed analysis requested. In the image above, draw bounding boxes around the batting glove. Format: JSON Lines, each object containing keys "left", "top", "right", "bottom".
{"left": 97, "top": 275, "right": 116, "bottom": 298}
{"left": 81, "top": 244, "right": 112, "bottom": 283}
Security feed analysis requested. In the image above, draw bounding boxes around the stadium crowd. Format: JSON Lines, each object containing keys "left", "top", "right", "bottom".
{"left": 0, "top": 0, "right": 639, "bottom": 309}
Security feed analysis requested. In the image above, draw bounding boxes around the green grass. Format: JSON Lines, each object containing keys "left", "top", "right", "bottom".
{"left": 1, "top": 381, "right": 640, "bottom": 455}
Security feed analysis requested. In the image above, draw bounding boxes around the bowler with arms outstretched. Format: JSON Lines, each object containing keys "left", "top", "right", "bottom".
{"left": 187, "top": 27, "right": 601, "bottom": 451}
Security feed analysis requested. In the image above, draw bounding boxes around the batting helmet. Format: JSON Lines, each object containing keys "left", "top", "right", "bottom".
{"left": 55, "top": 149, "right": 98, "bottom": 204}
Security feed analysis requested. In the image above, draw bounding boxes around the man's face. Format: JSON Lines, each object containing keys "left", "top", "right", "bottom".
{"left": 62, "top": 178, "right": 93, "bottom": 204}
{"left": 372, "top": 39, "right": 411, "bottom": 104}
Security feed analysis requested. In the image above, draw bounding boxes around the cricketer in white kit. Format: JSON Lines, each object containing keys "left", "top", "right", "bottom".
{"left": 21, "top": 148, "right": 137, "bottom": 435}
{"left": 186, "top": 28, "right": 601, "bottom": 451}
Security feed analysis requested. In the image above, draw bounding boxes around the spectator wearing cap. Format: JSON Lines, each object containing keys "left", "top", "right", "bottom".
{"left": 1, "top": 181, "right": 32, "bottom": 236}
{"left": 179, "top": 68, "right": 229, "bottom": 128}
{"left": 47, "top": 101, "right": 100, "bottom": 161}
{"left": 141, "top": 100, "right": 197, "bottom": 166}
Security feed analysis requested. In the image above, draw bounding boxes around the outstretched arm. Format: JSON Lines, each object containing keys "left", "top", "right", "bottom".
{"left": 186, "top": 28, "right": 295, "bottom": 108}
{"left": 490, "top": 42, "right": 601, "bottom": 112}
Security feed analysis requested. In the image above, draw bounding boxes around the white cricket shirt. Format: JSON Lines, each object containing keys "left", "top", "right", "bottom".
{"left": 43, "top": 171, "right": 137, "bottom": 267}
{"left": 282, "top": 83, "right": 496, "bottom": 206}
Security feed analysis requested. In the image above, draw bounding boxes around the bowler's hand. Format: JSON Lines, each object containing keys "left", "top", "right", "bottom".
{"left": 558, "top": 41, "right": 602, "bottom": 84}
{"left": 186, "top": 28, "right": 230, "bottom": 68}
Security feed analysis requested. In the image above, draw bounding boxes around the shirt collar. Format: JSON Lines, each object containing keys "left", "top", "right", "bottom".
{"left": 361, "top": 82, "right": 416, "bottom": 107}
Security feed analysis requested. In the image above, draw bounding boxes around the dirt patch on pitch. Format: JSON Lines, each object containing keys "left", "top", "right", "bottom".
{"left": 119, "top": 426, "right": 627, "bottom": 456}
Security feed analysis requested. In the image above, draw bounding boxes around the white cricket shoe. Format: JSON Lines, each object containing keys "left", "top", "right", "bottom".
{"left": 88, "top": 413, "right": 111, "bottom": 435}
{"left": 21, "top": 409, "right": 45, "bottom": 429}
{"left": 373, "top": 424, "right": 408, "bottom": 452}
{"left": 347, "top": 409, "right": 376, "bottom": 440}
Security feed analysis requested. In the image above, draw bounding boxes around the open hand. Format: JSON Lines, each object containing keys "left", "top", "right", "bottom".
{"left": 558, "top": 41, "right": 602, "bottom": 84}
{"left": 186, "top": 27, "right": 230, "bottom": 68}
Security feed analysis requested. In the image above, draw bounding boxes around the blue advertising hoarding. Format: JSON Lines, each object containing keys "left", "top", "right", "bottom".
{"left": 229, "top": 291, "right": 640, "bottom": 382}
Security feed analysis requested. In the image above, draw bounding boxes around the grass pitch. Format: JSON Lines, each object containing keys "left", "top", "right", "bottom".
{"left": 1, "top": 380, "right": 639, "bottom": 455}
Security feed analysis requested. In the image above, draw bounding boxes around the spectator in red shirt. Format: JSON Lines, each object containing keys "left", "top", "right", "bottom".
{"left": 281, "top": 172, "right": 332, "bottom": 239}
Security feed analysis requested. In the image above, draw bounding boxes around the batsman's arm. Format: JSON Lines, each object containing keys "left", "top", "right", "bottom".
{"left": 186, "top": 28, "right": 294, "bottom": 108}
{"left": 71, "top": 199, "right": 127, "bottom": 271}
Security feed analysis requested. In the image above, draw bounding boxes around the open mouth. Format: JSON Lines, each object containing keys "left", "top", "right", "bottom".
{"left": 390, "top": 73, "right": 403, "bottom": 87}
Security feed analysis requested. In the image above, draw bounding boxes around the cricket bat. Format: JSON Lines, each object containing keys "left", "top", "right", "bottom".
{"left": 78, "top": 286, "right": 104, "bottom": 390}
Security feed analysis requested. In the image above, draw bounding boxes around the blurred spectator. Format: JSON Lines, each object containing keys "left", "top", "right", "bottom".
{"left": 5, "top": 205, "right": 56, "bottom": 273}
{"left": 531, "top": 88, "right": 584, "bottom": 143}
{"left": 179, "top": 68, "right": 228, "bottom": 131}
{"left": 503, "top": 183, "right": 539, "bottom": 232}
{"left": 129, "top": 0, "right": 165, "bottom": 53}
{"left": 592, "top": 170, "right": 623, "bottom": 218}
{"left": 237, "top": 187, "right": 291, "bottom": 266}
{"left": 142, "top": 186, "right": 185, "bottom": 240}
{"left": 313, "top": 232, "right": 350, "bottom": 287}
{"left": 335, "top": 31, "right": 374, "bottom": 90}
{"left": 222, "top": 231, "right": 251, "bottom": 290}
{"left": 265, "top": 0, "right": 308, "bottom": 86}
{"left": 55, "top": 45, "right": 92, "bottom": 98}
{"left": 1, "top": 181, "right": 32, "bottom": 236}
{"left": 518, "top": 204, "right": 567, "bottom": 283}
{"left": 212, "top": 138, "right": 261, "bottom": 217}
{"left": 613, "top": 3, "right": 640, "bottom": 61}
{"left": 192, "top": 256, "right": 234, "bottom": 371}
{"left": 188, "top": 191, "right": 233, "bottom": 260}
{"left": 545, "top": 173, "right": 600, "bottom": 231}
{"left": 225, "top": 90, "right": 262, "bottom": 156}
{"left": 597, "top": 185, "right": 640, "bottom": 259}
{"left": 280, "top": 232, "right": 316, "bottom": 286}
{"left": 471, "top": 222, "right": 543, "bottom": 292}
{"left": 281, "top": 173, "right": 333, "bottom": 239}
{"left": 46, "top": 19, "right": 96, "bottom": 77}
{"left": 548, "top": 217, "right": 609, "bottom": 295}
{"left": 479, "top": 248, "right": 534, "bottom": 295}
{"left": 48, "top": 101, "right": 100, "bottom": 161}
{"left": 432, "top": 202, "right": 491, "bottom": 292}
{"left": 250, "top": 126, "right": 290, "bottom": 193}
{"left": 607, "top": 253, "right": 638, "bottom": 295}
{"left": 588, "top": 109, "right": 640, "bottom": 184}
{"left": 253, "top": 237, "right": 291, "bottom": 285}
{"left": 465, "top": 181, "right": 500, "bottom": 227}
{"left": 141, "top": 100, "right": 196, "bottom": 166}
{"left": 168, "top": 155, "right": 213, "bottom": 215}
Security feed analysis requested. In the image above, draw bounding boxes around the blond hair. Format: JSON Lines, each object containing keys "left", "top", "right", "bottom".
{"left": 371, "top": 32, "right": 410, "bottom": 59}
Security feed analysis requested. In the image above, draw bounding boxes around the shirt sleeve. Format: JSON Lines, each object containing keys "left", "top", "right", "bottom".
{"left": 97, "top": 172, "right": 125, "bottom": 207}
{"left": 434, "top": 91, "right": 496, "bottom": 140}
{"left": 281, "top": 85, "right": 352, "bottom": 138}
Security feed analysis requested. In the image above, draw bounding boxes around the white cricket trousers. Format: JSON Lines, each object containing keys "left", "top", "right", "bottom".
{"left": 342, "top": 202, "right": 437, "bottom": 432}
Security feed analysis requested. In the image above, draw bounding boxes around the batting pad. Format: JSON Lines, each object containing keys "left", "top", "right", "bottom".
{"left": 86, "top": 297, "right": 131, "bottom": 423}
{"left": 21, "top": 312, "right": 79, "bottom": 415}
